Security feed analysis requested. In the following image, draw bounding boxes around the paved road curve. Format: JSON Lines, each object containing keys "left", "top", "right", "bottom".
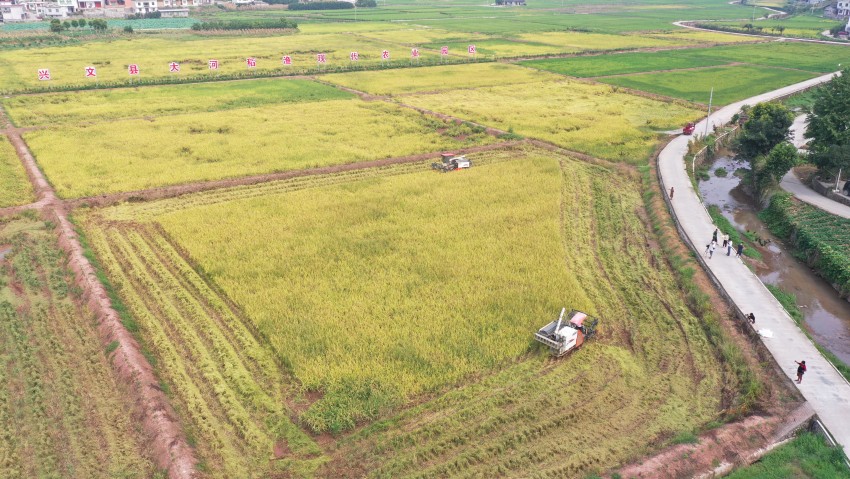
{"left": 779, "top": 115, "right": 850, "bottom": 219}
{"left": 657, "top": 72, "right": 850, "bottom": 457}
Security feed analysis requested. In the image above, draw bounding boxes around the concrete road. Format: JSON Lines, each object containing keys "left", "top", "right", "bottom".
{"left": 780, "top": 114, "right": 850, "bottom": 219}
{"left": 658, "top": 71, "right": 850, "bottom": 457}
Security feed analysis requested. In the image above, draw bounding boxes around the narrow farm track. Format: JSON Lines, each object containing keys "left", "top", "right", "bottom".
{"left": 68, "top": 141, "right": 517, "bottom": 209}
{"left": 658, "top": 71, "right": 850, "bottom": 457}
{"left": 0, "top": 107, "right": 198, "bottom": 478}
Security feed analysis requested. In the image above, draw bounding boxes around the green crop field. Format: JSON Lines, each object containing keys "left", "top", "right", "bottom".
{"left": 2, "top": 78, "right": 352, "bottom": 127}
{"left": 522, "top": 50, "right": 731, "bottom": 78}
{"left": 0, "top": 137, "right": 34, "bottom": 208}
{"left": 523, "top": 41, "right": 850, "bottom": 80}
{"left": 0, "top": 216, "right": 157, "bottom": 478}
{"left": 24, "top": 98, "right": 494, "bottom": 198}
{"left": 82, "top": 146, "right": 728, "bottom": 477}
{"left": 600, "top": 64, "right": 817, "bottom": 105}
{"left": 401, "top": 78, "right": 703, "bottom": 162}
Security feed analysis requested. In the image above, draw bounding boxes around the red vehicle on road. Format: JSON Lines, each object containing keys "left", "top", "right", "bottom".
{"left": 683, "top": 122, "right": 696, "bottom": 135}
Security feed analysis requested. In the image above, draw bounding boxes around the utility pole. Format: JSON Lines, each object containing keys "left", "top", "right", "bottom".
{"left": 704, "top": 87, "right": 714, "bottom": 138}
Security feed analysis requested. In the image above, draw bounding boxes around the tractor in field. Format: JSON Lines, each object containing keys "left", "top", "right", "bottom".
{"left": 682, "top": 122, "right": 696, "bottom": 135}
{"left": 534, "top": 308, "right": 599, "bottom": 357}
{"left": 432, "top": 152, "right": 472, "bottom": 172}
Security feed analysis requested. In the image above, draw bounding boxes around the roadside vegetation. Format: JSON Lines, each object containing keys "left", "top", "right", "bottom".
{"left": 761, "top": 193, "right": 850, "bottom": 297}
{"left": 725, "top": 433, "right": 849, "bottom": 479}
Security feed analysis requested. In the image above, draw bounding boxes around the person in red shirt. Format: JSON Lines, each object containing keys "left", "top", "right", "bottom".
{"left": 795, "top": 360, "right": 807, "bottom": 384}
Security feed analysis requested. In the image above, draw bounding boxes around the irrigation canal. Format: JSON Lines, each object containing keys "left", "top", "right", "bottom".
{"left": 699, "top": 155, "right": 850, "bottom": 366}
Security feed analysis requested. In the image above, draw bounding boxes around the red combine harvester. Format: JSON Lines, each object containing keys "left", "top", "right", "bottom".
{"left": 432, "top": 152, "right": 472, "bottom": 172}
{"left": 534, "top": 308, "right": 599, "bottom": 357}
{"left": 683, "top": 122, "right": 696, "bottom": 135}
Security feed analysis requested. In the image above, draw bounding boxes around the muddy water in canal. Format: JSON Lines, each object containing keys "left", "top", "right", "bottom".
{"left": 700, "top": 156, "right": 850, "bottom": 365}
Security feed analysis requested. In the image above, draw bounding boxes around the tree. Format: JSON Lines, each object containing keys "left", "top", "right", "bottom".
{"left": 806, "top": 68, "right": 850, "bottom": 177}
{"left": 124, "top": 25, "right": 134, "bottom": 33}
{"left": 762, "top": 142, "right": 799, "bottom": 182}
{"left": 777, "top": 25, "right": 785, "bottom": 35}
{"left": 62, "top": 20, "right": 71, "bottom": 30}
{"left": 49, "top": 19, "right": 63, "bottom": 33}
{"left": 78, "top": 18, "right": 86, "bottom": 28}
{"left": 735, "top": 102, "right": 794, "bottom": 158}
{"left": 90, "top": 19, "right": 108, "bottom": 32}
{"left": 71, "top": 19, "right": 79, "bottom": 27}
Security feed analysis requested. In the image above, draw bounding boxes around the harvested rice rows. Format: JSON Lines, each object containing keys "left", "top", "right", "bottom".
{"left": 0, "top": 219, "right": 156, "bottom": 478}
{"left": 84, "top": 220, "right": 324, "bottom": 478}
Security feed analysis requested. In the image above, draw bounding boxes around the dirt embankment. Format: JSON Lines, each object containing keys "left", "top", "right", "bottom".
{"left": 0, "top": 107, "right": 198, "bottom": 478}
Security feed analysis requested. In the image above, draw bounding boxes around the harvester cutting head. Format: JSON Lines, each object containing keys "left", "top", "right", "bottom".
{"left": 534, "top": 308, "right": 599, "bottom": 357}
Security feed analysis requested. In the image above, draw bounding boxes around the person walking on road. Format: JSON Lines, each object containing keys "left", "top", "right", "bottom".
{"left": 736, "top": 242, "right": 744, "bottom": 258}
{"left": 712, "top": 228, "right": 718, "bottom": 244}
{"left": 669, "top": 186, "right": 674, "bottom": 199}
{"left": 795, "top": 360, "right": 807, "bottom": 383}
{"left": 727, "top": 242, "right": 733, "bottom": 256}
{"left": 708, "top": 243, "right": 717, "bottom": 258}
{"left": 747, "top": 313, "right": 755, "bottom": 324}
{"left": 722, "top": 234, "right": 729, "bottom": 249}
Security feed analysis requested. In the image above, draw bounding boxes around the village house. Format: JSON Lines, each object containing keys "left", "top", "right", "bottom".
{"left": 0, "top": 1, "right": 28, "bottom": 20}
{"left": 825, "top": 0, "right": 850, "bottom": 18}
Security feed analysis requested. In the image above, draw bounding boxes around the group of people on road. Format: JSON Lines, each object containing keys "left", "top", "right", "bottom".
{"left": 705, "top": 228, "right": 744, "bottom": 259}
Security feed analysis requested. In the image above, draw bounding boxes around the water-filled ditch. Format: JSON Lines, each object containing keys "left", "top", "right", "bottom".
{"left": 699, "top": 155, "right": 850, "bottom": 365}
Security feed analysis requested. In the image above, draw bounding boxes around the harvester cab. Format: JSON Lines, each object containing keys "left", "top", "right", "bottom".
{"left": 432, "top": 152, "right": 472, "bottom": 172}
{"left": 534, "top": 308, "right": 599, "bottom": 357}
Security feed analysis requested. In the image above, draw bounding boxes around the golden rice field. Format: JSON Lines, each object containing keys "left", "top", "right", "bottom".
{"left": 515, "top": 30, "right": 695, "bottom": 51}
{"left": 2, "top": 78, "right": 352, "bottom": 127}
{"left": 0, "top": 32, "right": 440, "bottom": 91}
{"left": 322, "top": 62, "right": 562, "bottom": 95}
{"left": 403, "top": 78, "right": 703, "bottom": 162}
{"left": 0, "top": 217, "right": 157, "bottom": 478}
{"left": 84, "top": 146, "right": 727, "bottom": 477}
{"left": 24, "top": 98, "right": 494, "bottom": 198}
{"left": 0, "top": 137, "right": 34, "bottom": 208}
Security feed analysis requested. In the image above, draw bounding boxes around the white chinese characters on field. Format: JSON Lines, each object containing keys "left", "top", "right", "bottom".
{"left": 382, "top": 50, "right": 390, "bottom": 60}
{"left": 349, "top": 51, "right": 359, "bottom": 62}
{"left": 128, "top": 64, "right": 140, "bottom": 75}
{"left": 208, "top": 59, "right": 219, "bottom": 70}
{"left": 316, "top": 53, "right": 327, "bottom": 64}
{"left": 246, "top": 57, "right": 257, "bottom": 68}
{"left": 282, "top": 55, "right": 293, "bottom": 65}
{"left": 468, "top": 44, "right": 476, "bottom": 55}
{"left": 84, "top": 66, "right": 96, "bottom": 78}
{"left": 169, "top": 62, "right": 180, "bottom": 73}
{"left": 37, "top": 68, "right": 51, "bottom": 81}
{"left": 441, "top": 46, "right": 449, "bottom": 56}
{"left": 411, "top": 48, "right": 420, "bottom": 59}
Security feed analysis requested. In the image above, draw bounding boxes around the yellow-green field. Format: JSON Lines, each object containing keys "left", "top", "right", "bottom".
{"left": 84, "top": 146, "right": 727, "bottom": 478}
{"left": 25, "top": 98, "right": 494, "bottom": 198}
{"left": 322, "top": 62, "right": 562, "bottom": 95}
{"left": 3, "top": 78, "right": 353, "bottom": 127}
{"left": 0, "top": 33, "right": 440, "bottom": 91}
{"left": 516, "top": 30, "right": 693, "bottom": 51}
{"left": 402, "top": 79, "right": 703, "bottom": 162}
{"left": 0, "top": 137, "right": 34, "bottom": 208}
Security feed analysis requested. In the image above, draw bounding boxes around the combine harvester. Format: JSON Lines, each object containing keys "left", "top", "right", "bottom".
{"left": 432, "top": 152, "right": 472, "bottom": 172}
{"left": 534, "top": 308, "right": 599, "bottom": 357}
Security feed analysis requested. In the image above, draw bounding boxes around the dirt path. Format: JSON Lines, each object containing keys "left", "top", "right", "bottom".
{"left": 68, "top": 141, "right": 518, "bottom": 208}
{"left": 0, "top": 109, "right": 198, "bottom": 479}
